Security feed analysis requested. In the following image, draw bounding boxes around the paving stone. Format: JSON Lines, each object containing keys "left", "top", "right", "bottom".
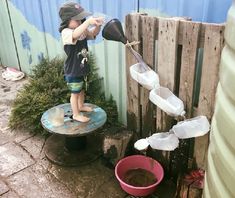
{"left": 7, "top": 161, "right": 76, "bottom": 198}
{"left": 0, "top": 117, "right": 10, "bottom": 134}
{"left": 0, "top": 78, "right": 27, "bottom": 106}
{"left": 0, "top": 180, "right": 9, "bottom": 195}
{"left": 48, "top": 159, "right": 115, "bottom": 198}
{"left": 20, "top": 134, "right": 46, "bottom": 160}
{"left": 0, "top": 142, "right": 35, "bottom": 177}
{"left": 0, "top": 131, "right": 11, "bottom": 146}
{"left": 0, "top": 190, "right": 19, "bottom": 198}
{"left": 12, "top": 130, "right": 35, "bottom": 143}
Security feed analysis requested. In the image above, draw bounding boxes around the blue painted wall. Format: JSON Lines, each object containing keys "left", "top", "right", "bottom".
{"left": 9, "top": 0, "right": 231, "bottom": 44}
{"left": 0, "top": 0, "right": 232, "bottom": 124}
{"left": 139, "top": 0, "right": 232, "bottom": 23}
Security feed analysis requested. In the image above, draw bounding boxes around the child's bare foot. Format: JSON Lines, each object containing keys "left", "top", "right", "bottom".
{"left": 73, "top": 114, "right": 90, "bottom": 122}
{"left": 79, "top": 106, "right": 93, "bottom": 112}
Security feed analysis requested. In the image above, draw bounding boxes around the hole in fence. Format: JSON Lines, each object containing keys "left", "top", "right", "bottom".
{"left": 175, "top": 44, "right": 182, "bottom": 96}
{"left": 192, "top": 48, "right": 204, "bottom": 108}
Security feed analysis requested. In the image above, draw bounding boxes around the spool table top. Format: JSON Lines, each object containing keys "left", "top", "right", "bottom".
{"left": 41, "top": 103, "right": 107, "bottom": 137}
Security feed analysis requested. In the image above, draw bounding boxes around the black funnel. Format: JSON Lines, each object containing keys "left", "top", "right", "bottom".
{"left": 102, "top": 19, "right": 127, "bottom": 44}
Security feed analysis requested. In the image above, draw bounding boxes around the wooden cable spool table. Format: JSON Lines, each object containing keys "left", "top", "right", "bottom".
{"left": 41, "top": 103, "right": 107, "bottom": 166}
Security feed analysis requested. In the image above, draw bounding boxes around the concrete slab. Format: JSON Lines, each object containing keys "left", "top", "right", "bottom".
{"left": 0, "top": 180, "right": 9, "bottom": 195}
{"left": 7, "top": 160, "right": 77, "bottom": 198}
{"left": 0, "top": 131, "right": 11, "bottom": 146}
{"left": 20, "top": 134, "right": 46, "bottom": 160}
{"left": 48, "top": 159, "right": 119, "bottom": 198}
{"left": 92, "top": 176, "right": 127, "bottom": 198}
{"left": 0, "top": 105, "right": 12, "bottom": 146}
{"left": 0, "top": 78, "right": 27, "bottom": 106}
{"left": 0, "top": 191, "right": 19, "bottom": 198}
{"left": 0, "top": 142, "right": 35, "bottom": 177}
{"left": 12, "top": 130, "right": 35, "bottom": 144}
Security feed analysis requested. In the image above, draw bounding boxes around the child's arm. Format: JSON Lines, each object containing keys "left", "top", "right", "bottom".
{"left": 87, "top": 25, "right": 102, "bottom": 40}
{"left": 72, "top": 17, "right": 103, "bottom": 40}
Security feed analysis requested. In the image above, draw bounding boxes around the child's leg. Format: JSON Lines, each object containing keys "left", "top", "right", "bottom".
{"left": 71, "top": 93, "right": 90, "bottom": 122}
{"left": 78, "top": 90, "right": 92, "bottom": 112}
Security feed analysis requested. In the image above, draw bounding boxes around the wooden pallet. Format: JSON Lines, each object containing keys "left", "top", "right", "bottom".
{"left": 125, "top": 13, "right": 225, "bottom": 176}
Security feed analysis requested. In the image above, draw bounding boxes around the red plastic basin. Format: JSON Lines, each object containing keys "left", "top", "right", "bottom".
{"left": 115, "top": 155, "right": 164, "bottom": 197}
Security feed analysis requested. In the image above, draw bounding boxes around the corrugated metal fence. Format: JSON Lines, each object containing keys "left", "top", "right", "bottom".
{"left": 0, "top": 0, "right": 231, "bottom": 124}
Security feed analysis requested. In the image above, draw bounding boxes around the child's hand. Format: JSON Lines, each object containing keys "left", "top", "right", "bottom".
{"left": 87, "top": 17, "right": 104, "bottom": 26}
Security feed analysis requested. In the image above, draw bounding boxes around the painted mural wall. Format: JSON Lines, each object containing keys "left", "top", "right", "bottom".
{"left": 0, "top": 0, "right": 232, "bottom": 124}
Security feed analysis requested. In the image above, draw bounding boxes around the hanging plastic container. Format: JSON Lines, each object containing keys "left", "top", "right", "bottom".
{"left": 149, "top": 87, "right": 185, "bottom": 116}
{"left": 171, "top": 116, "right": 210, "bottom": 139}
{"left": 134, "top": 138, "right": 149, "bottom": 151}
{"left": 129, "top": 63, "right": 160, "bottom": 90}
{"left": 147, "top": 132, "right": 179, "bottom": 151}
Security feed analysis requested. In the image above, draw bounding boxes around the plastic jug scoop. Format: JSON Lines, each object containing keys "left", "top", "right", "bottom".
{"left": 171, "top": 116, "right": 210, "bottom": 139}
{"left": 149, "top": 87, "right": 185, "bottom": 117}
{"left": 147, "top": 132, "right": 179, "bottom": 151}
{"left": 102, "top": 18, "right": 127, "bottom": 44}
{"left": 134, "top": 138, "right": 149, "bottom": 151}
{"left": 47, "top": 107, "right": 64, "bottom": 127}
{"left": 130, "top": 63, "right": 160, "bottom": 90}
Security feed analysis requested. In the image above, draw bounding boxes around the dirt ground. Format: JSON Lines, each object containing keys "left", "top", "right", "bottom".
{"left": 0, "top": 67, "right": 175, "bottom": 198}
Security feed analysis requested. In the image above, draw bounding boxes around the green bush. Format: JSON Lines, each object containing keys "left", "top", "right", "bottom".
{"left": 86, "top": 54, "right": 119, "bottom": 126}
{"left": 9, "top": 54, "right": 119, "bottom": 134}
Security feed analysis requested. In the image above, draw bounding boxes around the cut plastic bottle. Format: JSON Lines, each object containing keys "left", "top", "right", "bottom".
{"left": 134, "top": 138, "right": 149, "bottom": 151}
{"left": 130, "top": 63, "right": 160, "bottom": 90}
{"left": 147, "top": 132, "right": 179, "bottom": 151}
{"left": 47, "top": 107, "right": 64, "bottom": 127}
{"left": 171, "top": 116, "right": 210, "bottom": 139}
{"left": 88, "top": 12, "right": 113, "bottom": 31}
{"left": 149, "top": 87, "right": 185, "bottom": 116}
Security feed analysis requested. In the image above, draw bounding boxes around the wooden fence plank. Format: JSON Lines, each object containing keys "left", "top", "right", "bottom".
{"left": 171, "top": 21, "right": 202, "bottom": 174}
{"left": 179, "top": 21, "right": 201, "bottom": 117}
{"left": 154, "top": 18, "right": 179, "bottom": 174}
{"left": 194, "top": 23, "right": 225, "bottom": 168}
{"left": 140, "top": 16, "right": 157, "bottom": 137}
{"left": 156, "top": 18, "right": 179, "bottom": 131}
{"left": 125, "top": 13, "right": 225, "bottom": 177}
{"left": 125, "top": 14, "right": 142, "bottom": 133}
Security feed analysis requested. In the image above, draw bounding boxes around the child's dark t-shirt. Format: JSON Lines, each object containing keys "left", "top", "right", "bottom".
{"left": 62, "top": 28, "right": 90, "bottom": 77}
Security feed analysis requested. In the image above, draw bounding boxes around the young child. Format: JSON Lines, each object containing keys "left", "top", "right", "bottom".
{"left": 59, "top": 2, "right": 104, "bottom": 123}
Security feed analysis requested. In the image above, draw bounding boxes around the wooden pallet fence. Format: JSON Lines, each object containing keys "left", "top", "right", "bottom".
{"left": 125, "top": 13, "right": 225, "bottom": 176}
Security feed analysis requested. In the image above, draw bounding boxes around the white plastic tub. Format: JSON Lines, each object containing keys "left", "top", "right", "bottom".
{"left": 171, "top": 116, "right": 210, "bottom": 139}
{"left": 129, "top": 63, "right": 160, "bottom": 90}
{"left": 149, "top": 87, "right": 185, "bottom": 116}
{"left": 47, "top": 107, "right": 64, "bottom": 127}
{"left": 147, "top": 132, "right": 179, "bottom": 151}
{"left": 134, "top": 138, "right": 149, "bottom": 151}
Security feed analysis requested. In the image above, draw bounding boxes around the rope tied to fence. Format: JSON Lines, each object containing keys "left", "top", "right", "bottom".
{"left": 125, "top": 40, "right": 150, "bottom": 71}
{"left": 125, "top": 40, "right": 140, "bottom": 48}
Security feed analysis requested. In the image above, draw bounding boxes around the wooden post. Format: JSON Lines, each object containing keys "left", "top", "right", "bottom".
{"left": 170, "top": 21, "right": 201, "bottom": 175}
{"left": 140, "top": 15, "right": 158, "bottom": 138}
{"left": 156, "top": 18, "right": 180, "bottom": 131}
{"left": 155, "top": 18, "right": 180, "bottom": 173}
{"left": 125, "top": 14, "right": 142, "bottom": 134}
{"left": 125, "top": 13, "right": 225, "bottom": 179}
{"left": 194, "top": 23, "right": 225, "bottom": 169}
{"left": 179, "top": 21, "right": 201, "bottom": 117}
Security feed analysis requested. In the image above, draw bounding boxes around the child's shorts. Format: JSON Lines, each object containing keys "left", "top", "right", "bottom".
{"left": 65, "top": 76, "right": 84, "bottom": 93}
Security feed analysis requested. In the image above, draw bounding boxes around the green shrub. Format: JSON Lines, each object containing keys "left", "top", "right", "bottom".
{"left": 9, "top": 54, "right": 119, "bottom": 134}
{"left": 86, "top": 54, "right": 119, "bottom": 127}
